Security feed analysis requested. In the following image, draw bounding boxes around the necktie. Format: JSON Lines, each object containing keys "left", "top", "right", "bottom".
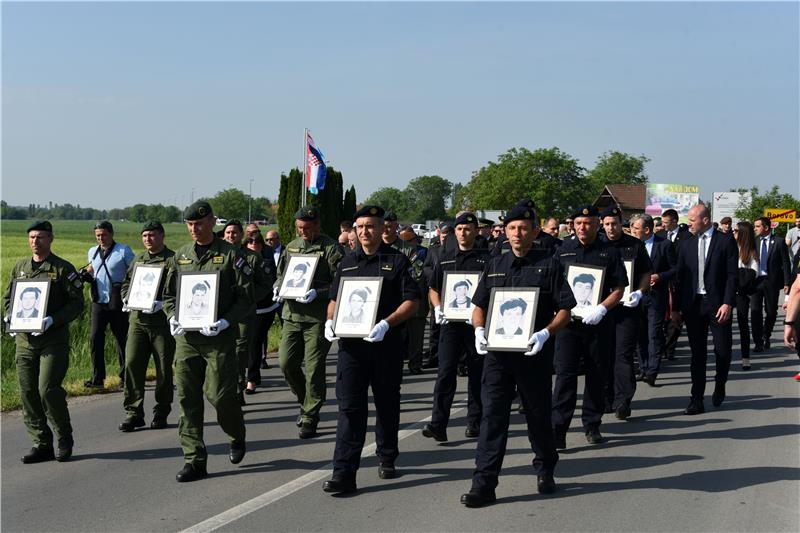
{"left": 669, "top": 230, "right": 675, "bottom": 242}
{"left": 698, "top": 234, "right": 706, "bottom": 294}
{"left": 760, "top": 238, "right": 768, "bottom": 275}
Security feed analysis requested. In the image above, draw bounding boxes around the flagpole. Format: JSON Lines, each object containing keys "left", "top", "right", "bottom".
{"left": 301, "top": 128, "right": 307, "bottom": 207}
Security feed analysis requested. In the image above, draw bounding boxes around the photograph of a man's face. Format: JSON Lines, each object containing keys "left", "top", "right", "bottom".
{"left": 485, "top": 287, "right": 539, "bottom": 352}
{"left": 126, "top": 264, "right": 165, "bottom": 312}
{"left": 187, "top": 282, "right": 210, "bottom": 316}
{"left": 566, "top": 264, "right": 605, "bottom": 320}
{"left": 441, "top": 272, "right": 480, "bottom": 321}
{"left": 571, "top": 273, "right": 596, "bottom": 307}
{"left": 17, "top": 287, "right": 41, "bottom": 318}
{"left": 176, "top": 272, "right": 219, "bottom": 330}
{"left": 279, "top": 254, "right": 320, "bottom": 299}
{"left": 342, "top": 287, "right": 370, "bottom": 324}
{"left": 8, "top": 279, "right": 51, "bottom": 333}
{"left": 449, "top": 281, "right": 472, "bottom": 308}
{"left": 495, "top": 298, "right": 527, "bottom": 337}
{"left": 287, "top": 263, "right": 309, "bottom": 288}
{"left": 333, "top": 277, "right": 383, "bottom": 338}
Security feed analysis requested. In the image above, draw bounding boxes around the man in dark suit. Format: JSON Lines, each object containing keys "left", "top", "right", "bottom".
{"left": 660, "top": 209, "right": 691, "bottom": 359}
{"left": 631, "top": 214, "right": 676, "bottom": 385}
{"left": 751, "top": 216, "right": 791, "bottom": 351}
{"left": 673, "top": 205, "right": 738, "bottom": 415}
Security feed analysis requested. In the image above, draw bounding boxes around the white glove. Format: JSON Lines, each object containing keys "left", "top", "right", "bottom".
{"left": 272, "top": 287, "right": 284, "bottom": 304}
{"left": 474, "top": 326, "right": 488, "bottom": 355}
{"left": 434, "top": 307, "right": 448, "bottom": 325}
{"left": 624, "top": 290, "right": 643, "bottom": 308}
{"left": 324, "top": 319, "right": 338, "bottom": 342}
{"left": 31, "top": 317, "right": 53, "bottom": 337}
{"left": 142, "top": 300, "right": 164, "bottom": 314}
{"left": 582, "top": 304, "right": 608, "bottom": 326}
{"left": 200, "top": 319, "right": 230, "bottom": 337}
{"left": 4, "top": 315, "right": 16, "bottom": 337}
{"left": 296, "top": 288, "right": 317, "bottom": 304}
{"left": 169, "top": 316, "right": 185, "bottom": 337}
{"left": 363, "top": 319, "right": 390, "bottom": 343}
{"left": 524, "top": 328, "right": 550, "bottom": 356}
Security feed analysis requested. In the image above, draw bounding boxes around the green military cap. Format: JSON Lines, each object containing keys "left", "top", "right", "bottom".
{"left": 294, "top": 206, "right": 320, "bottom": 221}
{"left": 384, "top": 211, "right": 398, "bottom": 222}
{"left": 223, "top": 218, "right": 243, "bottom": 230}
{"left": 141, "top": 220, "right": 164, "bottom": 233}
{"left": 454, "top": 212, "right": 478, "bottom": 226}
{"left": 353, "top": 205, "right": 385, "bottom": 220}
{"left": 26, "top": 220, "right": 53, "bottom": 233}
{"left": 184, "top": 200, "right": 214, "bottom": 221}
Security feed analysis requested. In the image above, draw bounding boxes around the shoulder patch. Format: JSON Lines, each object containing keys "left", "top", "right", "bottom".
{"left": 287, "top": 247, "right": 301, "bottom": 253}
{"left": 48, "top": 272, "right": 58, "bottom": 280}
{"left": 67, "top": 272, "right": 78, "bottom": 281}
{"left": 212, "top": 255, "right": 224, "bottom": 264}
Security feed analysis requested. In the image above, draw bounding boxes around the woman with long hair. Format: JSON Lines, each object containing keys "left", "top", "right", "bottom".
{"left": 735, "top": 221, "right": 759, "bottom": 370}
{"left": 244, "top": 234, "right": 279, "bottom": 393}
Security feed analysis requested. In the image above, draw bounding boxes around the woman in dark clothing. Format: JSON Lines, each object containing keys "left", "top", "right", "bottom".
{"left": 245, "top": 234, "right": 280, "bottom": 393}
{"left": 735, "top": 222, "right": 759, "bottom": 370}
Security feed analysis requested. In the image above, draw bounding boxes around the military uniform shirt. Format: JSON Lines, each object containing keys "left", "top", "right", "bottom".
{"left": 429, "top": 246, "right": 489, "bottom": 293}
{"left": 600, "top": 233, "right": 652, "bottom": 293}
{"left": 473, "top": 248, "right": 576, "bottom": 331}
{"left": 122, "top": 247, "right": 175, "bottom": 327}
{"left": 555, "top": 236, "right": 629, "bottom": 310}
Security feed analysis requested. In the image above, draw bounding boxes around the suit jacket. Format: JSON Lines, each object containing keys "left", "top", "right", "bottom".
{"left": 646, "top": 235, "right": 676, "bottom": 308}
{"left": 757, "top": 233, "right": 791, "bottom": 288}
{"left": 657, "top": 227, "right": 691, "bottom": 246}
{"left": 674, "top": 228, "right": 738, "bottom": 313}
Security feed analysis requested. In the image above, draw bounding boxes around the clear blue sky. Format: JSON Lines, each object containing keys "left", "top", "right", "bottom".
{"left": 3, "top": 1, "right": 798, "bottom": 210}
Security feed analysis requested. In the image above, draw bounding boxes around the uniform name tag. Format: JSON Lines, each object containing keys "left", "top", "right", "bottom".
{"left": 342, "top": 266, "right": 359, "bottom": 272}
{"left": 177, "top": 259, "right": 192, "bottom": 265}
{"left": 212, "top": 256, "right": 224, "bottom": 264}
{"left": 287, "top": 247, "right": 301, "bottom": 253}
{"left": 559, "top": 252, "right": 576, "bottom": 257}
{"left": 440, "top": 260, "right": 456, "bottom": 265}
{"left": 599, "top": 252, "right": 609, "bottom": 258}
{"left": 487, "top": 273, "right": 505, "bottom": 278}
{"left": 381, "top": 263, "right": 394, "bottom": 271}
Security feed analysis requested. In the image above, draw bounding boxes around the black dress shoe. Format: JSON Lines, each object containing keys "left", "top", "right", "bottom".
{"left": 763, "top": 338, "right": 771, "bottom": 350}
{"left": 299, "top": 424, "right": 318, "bottom": 439}
{"left": 378, "top": 461, "right": 396, "bottom": 479}
{"left": 460, "top": 488, "right": 496, "bottom": 508}
{"left": 635, "top": 373, "right": 645, "bottom": 382}
{"left": 408, "top": 367, "right": 423, "bottom": 375}
{"left": 229, "top": 440, "right": 246, "bottom": 464}
{"left": 553, "top": 433, "right": 567, "bottom": 450}
{"left": 322, "top": 477, "right": 357, "bottom": 494}
{"left": 615, "top": 404, "right": 631, "bottom": 420}
{"left": 537, "top": 474, "right": 557, "bottom": 494}
{"left": 118, "top": 416, "right": 146, "bottom": 432}
{"left": 21, "top": 446, "right": 55, "bottom": 464}
{"left": 464, "top": 424, "right": 480, "bottom": 438}
{"left": 422, "top": 423, "right": 448, "bottom": 442}
{"left": 150, "top": 416, "right": 168, "bottom": 429}
{"left": 712, "top": 384, "right": 726, "bottom": 407}
{"left": 244, "top": 387, "right": 256, "bottom": 395}
{"left": 684, "top": 399, "right": 705, "bottom": 415}
{"left": 643, "top": 375, "right": 658, "bottom": 387}
{"left": 176, "top": 463, "right": 208, "bottom": 482}
{"left": 457, "top": 365, "right": 468, "bottom": 377}
{"left": 56, "top": 437, "right": 74, "bottom": 462}
{"left": 585, "top": 427, "right": 604, "bottom": 444}
{"left": 753, "top": 344, "right": 765, "bottom": 353}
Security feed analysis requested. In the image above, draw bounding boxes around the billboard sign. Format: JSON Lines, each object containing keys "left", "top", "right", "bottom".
{"left": 712, "top": 192, "right": 750, "bottom": 225}
{"left": 645, "top": 184, "right": 700, "bottom": 224}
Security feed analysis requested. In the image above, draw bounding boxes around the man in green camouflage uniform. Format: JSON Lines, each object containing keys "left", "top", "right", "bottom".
{"left": 163, "top": 201, "right": 252, "bottom": 482}
{"left": 118, "top": 220, "right": 175, "bottom": 432}
{"left": 274, "top": 206, "right": 344, "bottom": 439}
{"left": 221, "top": 219, "right": 276, "bottom": 405}
{"left": 3, "top": 221, "right": 84, "bottom": 463}
{"left": 382, "top": 212, "right": 429, "bottom": 374}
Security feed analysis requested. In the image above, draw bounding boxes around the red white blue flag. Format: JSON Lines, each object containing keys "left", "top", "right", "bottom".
{"left": 306, "top": 131, "right": 327, "bottom": 195}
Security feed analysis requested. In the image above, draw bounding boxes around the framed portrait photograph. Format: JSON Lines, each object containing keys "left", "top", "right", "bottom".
{"left": 333, "top": 277, "right": 383, "bottom": 338}
{"left": 8, "top": 279, "right": 51, "bottom": 333}
{"left": 566, "top": 263, "right": 606, "bottom": 320}
{"left": 485, "top": 287, "right": 539, "bottom": 352}
{"left": 176, "top": 271, "right": 220, "bottom": 331}
{"left": 126, "top": 264, "right": 165, "bottom": 312}
{"left": 441, "top": 271, "right": 481, "bottom": 321}
{"left": 279, "top": 254, "right": 320, "bottom": 300}
{"left": 621, "top": 260, "right": 634, "bottom": 304}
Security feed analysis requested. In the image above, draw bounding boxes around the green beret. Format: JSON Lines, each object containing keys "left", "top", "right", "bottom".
{"left": 184, "top": 201, "right": 213, "bottom": 221}
{"left": 224, "top": 219, "right": 243, "bottom": 230}
{"left": 353, "top": 205, "right": 385, "bottom": 220}
{"left": 454, "top": 212, "right": 478, "bottom": 226}
{"left": 141, "top": 220, "right": 164, "bottom": 233}
{"left": 571, "top": 205, "right": 600, "bottom": 219}
{"left": 27, "top": 220, "right": 53, "bottom": 233}
{"left": 384, "top": 211, "right": 398, "bottom": 222}
{"left": 504, "top": 205, "right": 536, "bottom": 225}
{"left": 600, "top": 206, "right": 622, "bottom": 219}
{"left": 295, "top": 206, "right": 319, "bottom": 221}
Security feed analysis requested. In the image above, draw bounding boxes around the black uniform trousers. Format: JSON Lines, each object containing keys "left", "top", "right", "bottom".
{"left": 246, "top": 309, "right": 278, "bottom": 384}
{"left": 552, "top": 320, "right": 612, "bottom": 435}
{"left": 332, "top": 333, "right": 404, "bottom": 478}
{"left": 89, "top": 302, "right": 129, "bottom": 382}
{"left": 735, "top": 292, "right": 752, "bottom": 358}
{"left": 638, "top": 298, "right": 666, "bottom": 379}
{"left": 431, "top": 322, "right": 483, "bottom": 430}
{"left": 611, "top": 306, "right": 642, "bottom": 409}
{"left": 750, "top": 277, "right": 780, "bottom": 346}
{"left": 472, "top": 345, "right": 558, "bottom": 491}
{"left": 685, "top": 295, "right": 732, "bottom": 400}
{"left": 427, "top": 314, "right": 441, "bottom": 364}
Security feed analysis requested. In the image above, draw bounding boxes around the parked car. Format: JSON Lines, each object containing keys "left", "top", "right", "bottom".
{"left": 411, "top": 223, "right": 426, "bottom": 237}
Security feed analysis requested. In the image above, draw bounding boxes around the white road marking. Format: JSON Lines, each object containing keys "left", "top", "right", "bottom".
{"left": 181, "top": 400, "right": 468, "bottom": 533}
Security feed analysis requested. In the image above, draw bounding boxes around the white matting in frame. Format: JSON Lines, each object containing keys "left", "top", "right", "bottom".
{"left": 621, "top": 259, "right": 634, "bottom": 304}
{"left": 333, "top": 277, "right": 383, "bottom": 338}
{"left": 441, "top": 271, "right": 480, "bottom": 321}
{"left": 279, "top": 254, "right": 320, "bottom": 299}
{"left": 126, "top": 263, "right": 165, "bottom": 312}
{"left": 485, "top": 287, "right": 539, "bottom": 352}
{"left": 176, "top": 271, "right": 220, "bottom": 331}
{"left": 8, "top": 279, "right": 51, "bottom": 333}
{"left": 566, "top": 263, "right": 606, "bottom": 320}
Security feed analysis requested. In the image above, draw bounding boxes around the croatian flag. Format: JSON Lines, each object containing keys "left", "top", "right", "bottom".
{"left": 306, "top": 131, "right": 327, "bottom": 195}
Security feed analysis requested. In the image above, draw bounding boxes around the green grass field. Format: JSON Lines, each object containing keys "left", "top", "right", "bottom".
{"left": 1, "top": 220, "right": 282, "bottom": 411}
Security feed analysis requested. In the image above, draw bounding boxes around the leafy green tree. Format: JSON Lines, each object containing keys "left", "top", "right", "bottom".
{"left": 342, "top": 185, "right": 357, "bottom": 222}
{"left": 586, "top": 151, "right": 650, "bottom": 188}
{"left": 129, "top": 204, "right": 149, "bottom": 223}
{"left": 277, "top": 168, "right": 303, "bottom": 242}
{"left": 404, "top": 175, "right": 452, "bottom": 222}
{"left": 733, "top": 185, "right": 800, "bottom": 237}
{"left": 308, "top": 166, "right": 344, "bottom": 237}
{"left": 364, "top": 187, "right": 409, "bottom": 218}
{"left": 209, "top": 188, "right": 250, "bottom": 221}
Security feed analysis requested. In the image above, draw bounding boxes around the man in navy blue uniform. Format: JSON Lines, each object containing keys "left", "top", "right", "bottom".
{"left": 552, "top": 205, "right": 627, "bottom": 448}
{"left": 422, "top": 212, "right": 489, "bottom": 442}
{"left": 599, "top": 206, "right": 652, "bottom": 420}
{"left": 321, "top": 206, "right": 420, "bottom": 495}
{"left": 460, "top": 203, "right": 575, "bottom": 507}
{"left": 673, "top": 204, "right": 738, "bottom": 414}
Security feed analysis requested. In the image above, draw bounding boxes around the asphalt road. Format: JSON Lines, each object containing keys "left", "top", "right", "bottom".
{"left": 2, "top": 323, "right": 799, "bottom": 532}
